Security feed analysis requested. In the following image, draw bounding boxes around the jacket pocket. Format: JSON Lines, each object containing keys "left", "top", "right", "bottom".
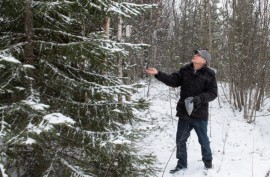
{"left": 176, "top": 100, "right": 187, "bottom": 115}
{"left": 191, "top": 103, "right": 208, "bottom": 119}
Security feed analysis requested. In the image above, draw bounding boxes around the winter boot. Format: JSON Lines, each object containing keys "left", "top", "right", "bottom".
{"left": 203, "top": 160, "right": 212, "bottom": 169}
{"left": 169, "top": 166, "right": 185, "bottom": 174}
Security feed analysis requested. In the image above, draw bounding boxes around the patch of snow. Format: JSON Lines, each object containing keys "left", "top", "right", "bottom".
{"left": 28, "top": 113, "right": 75, "bottom": 134}
{"left": 43, "top": 113, "right": 75, "bottom": 125}
{"left": 15, "top": 86, "right": 25, "bottom": 91}
{"left": 0, "top": 164, "right": 8, "bottom": 177}
{"left": 23, "top": 64, "right": 36, "bottom": 69}
{"left": 22, "top": 100, "right": 50, "bottom": 111}
{"left": 134, "top": 79, "right": 270, "bottom": 177}
{"left": 0, "top": 55, "right": 21, "bottom": 64}
{"left": 24, "top": 137, "right": 36, "bottom": 145}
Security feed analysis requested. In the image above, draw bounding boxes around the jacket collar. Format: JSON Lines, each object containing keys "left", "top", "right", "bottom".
{"left": 189, "top": 63, "right": 206, "bottom": 73}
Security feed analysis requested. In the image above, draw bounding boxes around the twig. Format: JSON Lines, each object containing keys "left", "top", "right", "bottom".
{"left": 104, "top": 147, "right": 120, "bottom": 177}
{"left": 169, "top": 88, "right": 174, "bottom": 125}
{"left": 251, "top": 124, "right": 255, "bottom": 177}
{"left": 161, "top": 124, "right": 190, "bottom": 177}
{"left": 161, "top": 146, "right": 176, "bottom": 177}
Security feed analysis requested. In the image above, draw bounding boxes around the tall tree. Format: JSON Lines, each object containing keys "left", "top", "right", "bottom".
{"left": 150, "top": 0, "right": 221, "bottom": 72}
{"left": 219, "top": 0, "right": 270, "bottom": 122}
{"left": 0, "top": 0, "right": 156, "bottom": 176}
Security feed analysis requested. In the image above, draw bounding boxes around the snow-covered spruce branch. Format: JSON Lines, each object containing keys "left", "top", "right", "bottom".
{"left": 34, "top": 40, "right": 87, "bottom": 47}
{"left": 5, "top": 128, "right": 28, "bottom": 146}
{"left": 62, "top": 64, "right": 124, "bottom": 86}
{"left": 106, "top": 1, "right": 157, "bottom": 17}
{"left": 89, "top": 1, "right": 102, "bottom": 10}
{"left": 1, "top": 101, "right": 48, "bottom": 143}
{"left": 32, "top": 0, "right": 75, "bottom": 7}
{"left": 34, "top": 39, "right": 130, "bottom": 57}
{"left": 41, "top": 60, "right": 80, "bottom": 87}
{"left": 0, "top": 32, "right": 25, "bottom": 42}
{"left": 33, "top": 28, "right": 89, "bottom": 41}
{"left": 0, "top": 111, "right": 8, "bottom": 138}
{"left": 98, "top": 39, "right": 151, "bottom": 51}
{"left": 70, "top": 125, "right": 132, "bottom": 137}
{"left": 42, "top": 158, "right": 55, "bottom": 177}
{"left": 43, "top": 94, "right": 135, "bottom": 107}
{"left": 64, "top": 122, "right": 151, "bottom": 146}
{"left": 60, "top": 158, "right": 93, "bottom": 177}
{"left": 0, "top": 68, "right": 20, "bottom": 89}
{"left": 41, "top": 60, "right": 136, "bottom": 95}
{"left": 42, "top": 64, "right": 112, "bottom": 93}
{"left": 0, "top": 10, "right": 24, "bottom": 24}
{"left": 0, "top": 42, "right": 26, "bottom": 55}
{"left": 64, "top": 64, "right": 124, "bottom": 84}
{"left": 0, "top": 164, "right": 8, "bottom": 177}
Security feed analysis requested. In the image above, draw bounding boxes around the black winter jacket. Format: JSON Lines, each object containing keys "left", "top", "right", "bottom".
{"left": 155, "top": 63, "right": 217, "bottom": 120}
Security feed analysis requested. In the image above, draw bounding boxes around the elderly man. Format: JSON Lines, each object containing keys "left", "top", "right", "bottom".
{"left": 145, "top": 50, "right": 217, "bottom": 173}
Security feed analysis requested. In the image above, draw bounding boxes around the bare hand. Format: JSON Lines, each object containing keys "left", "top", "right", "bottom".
{"left": 145, "top": 68, "right": 158, "bottom": 75}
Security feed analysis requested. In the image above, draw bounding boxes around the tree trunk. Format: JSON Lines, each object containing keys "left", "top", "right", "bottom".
{"left": 117, "top": 16, "right": 123, "bottom": 103}
{"left": 24, "top": 0, "right": 35, "bottom": 65}
{"left": 200, "top": 0, "right": 207, "bottom": 48}
{"left": 102, "top": 16, "right": 110, "bottom": 75}
{"left": 207, "top": 0, "right": 212, "bottom": 56}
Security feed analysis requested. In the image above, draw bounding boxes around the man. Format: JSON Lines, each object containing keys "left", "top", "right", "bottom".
{"left": 145, "top": 50, "right": 217, "bottom": 173}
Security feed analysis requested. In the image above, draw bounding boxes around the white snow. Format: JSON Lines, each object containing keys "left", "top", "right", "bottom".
{"left": 27, "top": 113, "right": 75, "bottom": 135}
{"left": 43, "top": 113, "right": 75, "bottom": 125}
{"left": 0, "top": 164, "right": 8, "bottom": 177}
{"left": 22, "top": 100, "right": 50, "bottom": 111}
{"left": 23, "top": 64, "right": 36, "bottom": 69}
{"left": 0, "top": 55, "right": 21, "bottom": 64}
{"left": 134, "top": 79, "right": 270, "bottom": 177}
{"left": 24, "top": 137, "right": 36, "bottom": 145}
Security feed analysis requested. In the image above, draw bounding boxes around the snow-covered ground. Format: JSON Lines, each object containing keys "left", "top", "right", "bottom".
{"left": 134, "top": 79, "right": 270, "bottom": 177}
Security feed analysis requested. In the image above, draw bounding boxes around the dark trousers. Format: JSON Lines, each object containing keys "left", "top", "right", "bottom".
{"left": 176, "top": 118, "right": 212, "bottom": 168}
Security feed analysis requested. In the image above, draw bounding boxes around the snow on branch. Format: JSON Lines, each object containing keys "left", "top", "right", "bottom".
{"left": 22, "top": 100, "right": 49, "bottom": 111}
{"left": 0, "top": 42, "right": 26, "bottom": 55}
{"left": 41, "top": 60, "right": 79, "bottom": 87}
{"left": 0, "top": 54, "right": 21, "bottom": 64}
{"left": 0, "top": 112, "right": 8, "bottom": 137}
{"left": 32, "top": 1, "right": 75, "bottom": 7}
{"left": 43, "top": 113, "right": 75, "bottom": 125}
{"left": 28, "top": 113, "right": 75, "bottom": 135}
{"left": 41, "top": 60, "right": 104, "bottom": 88}
{"left": 1, "top": 67, "right": 20, "bottom": 90}
{"left": 87, "top": 0, "right": 157, "bottom": 17}
{"left": 34, "top": 40, "right": 85, "bottom": 47}
{"left": 0, "top": 164, "right": 8, "bottom": 177}
{"left": 46, "top": 95, "right": 133, "bottom": 107}
{"left": 60, "top": 159, "right": 93, "bottom": 177}
{"left": 90, "top": 2, "right": 102, "bottom": 10}
{"left": 64, "top": 64, "right": 123, "bottom": 85}
{"left": 68, "top": 118, "right": 154, "bottom": 147}
{"left": 21, "top": 85, "right": 50, "bottom": 111}
{"left": 34, "top": 28, "right": 88, "bottom": 41}
{"left": 104, "top": 0, "right": 157, "bottom": 17}
{"left": 98, "top": 39, "right": 150, "bottom": 55}
{"left": 41, "top": 59, "right": 135, "bottom": 95}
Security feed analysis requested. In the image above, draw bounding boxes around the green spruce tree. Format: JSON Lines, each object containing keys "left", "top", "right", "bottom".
{"left": 0, "top": 0, "right": 156, "bottom": 176}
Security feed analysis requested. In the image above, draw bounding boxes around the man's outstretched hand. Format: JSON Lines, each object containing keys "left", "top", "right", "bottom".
{"left": 145, "top": 68, "right": 158, "bottom": 75}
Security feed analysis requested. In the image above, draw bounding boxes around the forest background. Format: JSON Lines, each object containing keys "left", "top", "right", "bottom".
{"left": 0, "top": 0, "right": 269, "bottom": 176}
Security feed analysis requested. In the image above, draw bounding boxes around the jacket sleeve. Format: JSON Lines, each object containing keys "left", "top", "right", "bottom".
{"left": 154, "top": 70, "right": 182, "bottom": 87}
{"left": 197, "top": 75, "right": 218, "bottom": 104}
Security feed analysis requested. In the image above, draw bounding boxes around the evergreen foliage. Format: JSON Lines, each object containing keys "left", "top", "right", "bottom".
{"left": 0, "top": 0, "right": 156, "bottom": 176}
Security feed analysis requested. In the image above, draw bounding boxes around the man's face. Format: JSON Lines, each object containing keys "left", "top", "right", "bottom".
{"left": 191, "top": 54, "right": 206, "bottom": 65}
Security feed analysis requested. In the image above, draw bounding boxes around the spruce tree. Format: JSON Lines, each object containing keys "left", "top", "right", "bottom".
{"left": 0, "top": 0, "right": 155, "bottom": 176}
